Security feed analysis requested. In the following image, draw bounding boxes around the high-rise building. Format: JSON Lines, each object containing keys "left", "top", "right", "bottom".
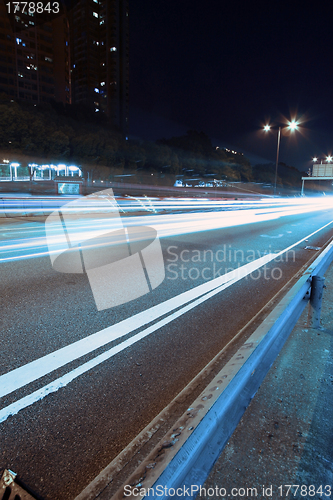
{"left": 69, "top": 0, "right": 129, "bottom": 135}
{"left": 0, "top": 0, "right": 70, "bottom": 104}
{"left": 0, "top": 0, "right": 129, "bottom": 135}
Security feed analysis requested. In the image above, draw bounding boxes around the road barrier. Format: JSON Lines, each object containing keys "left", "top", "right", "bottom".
{"left": 103, "top": 239, "right": 333, "bottom": 500}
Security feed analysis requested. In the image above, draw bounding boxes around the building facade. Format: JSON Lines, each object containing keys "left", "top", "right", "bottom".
{"left": 0, "top": 0, "right": 70, "bottom": 104}
{"left": 69, "top": 0, "right": 129, "bottom": 134}
{"left": 0, "top": 0, "right": 129, "bottom": 134}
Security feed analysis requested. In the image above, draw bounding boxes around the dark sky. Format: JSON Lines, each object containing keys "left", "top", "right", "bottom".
{"left": 128, "top": 0, "right": 333, "bottom": 170}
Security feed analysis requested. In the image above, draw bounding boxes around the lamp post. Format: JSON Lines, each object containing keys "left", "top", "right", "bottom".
{"left": 263, "top": 120, "right": 299, "bottom": 196}
{"left": 10, "top": 162, "right": 20, "bottom": 181}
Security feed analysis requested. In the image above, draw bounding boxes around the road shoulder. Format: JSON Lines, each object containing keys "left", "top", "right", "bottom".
{"left": 200, "top": 266, "right": 333, "bottom": 499}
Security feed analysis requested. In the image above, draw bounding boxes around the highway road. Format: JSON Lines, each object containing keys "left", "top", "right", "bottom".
{"left": 1, "top": 195, "right": 333, "bottom": 499}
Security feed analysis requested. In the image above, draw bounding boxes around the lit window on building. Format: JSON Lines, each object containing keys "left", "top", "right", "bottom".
{"left": 93, "top": 12, "right": 98, "bottom": 18}
{"left": 110, "top": 46, "right": 117, "bottom": 52}
{"left": 94, "top": 88, "right": 99, "bottom": 93}
{"left": 100, "top": 81, "right": 105, "bottom": 86}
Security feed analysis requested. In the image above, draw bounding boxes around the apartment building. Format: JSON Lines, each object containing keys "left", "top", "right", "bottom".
{"left": 0, "top": 0, "right": 129, "bottom": 134}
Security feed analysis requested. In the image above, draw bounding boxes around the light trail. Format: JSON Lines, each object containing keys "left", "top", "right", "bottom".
{"left": 1, "top": 197, "right": 333, "bottom": 263}
{"left": 1, "top": 220, "right": 333, "bottom": 422}
{"left": 1, "top": 194, "right": 333, "bottom": 216}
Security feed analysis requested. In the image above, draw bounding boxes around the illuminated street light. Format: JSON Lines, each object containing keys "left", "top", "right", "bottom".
{"left": 263, "top": 119, "right": 300, "bottom": 196}
{"left": 312, "top": 157, "right": 318, "bottom": 163}
{"left": 10, "top": 162, "right": 20, "bottom": 180}
{"left": 326, "top": 156, "right": 332, "bottom": 163}
{"left": 288, "top": 120, "right": 299, "bottom": 131}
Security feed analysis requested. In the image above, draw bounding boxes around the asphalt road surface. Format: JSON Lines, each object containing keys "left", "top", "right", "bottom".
{"left": 1, "top": 196, "right": 333, "bottom": 499}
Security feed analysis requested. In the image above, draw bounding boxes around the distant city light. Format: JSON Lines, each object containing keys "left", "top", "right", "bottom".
{"left": 312, "top": 157, "right": 318, "bottom": 163}
{"left": 263, "top": 124, "right": 271, "bottom": 132}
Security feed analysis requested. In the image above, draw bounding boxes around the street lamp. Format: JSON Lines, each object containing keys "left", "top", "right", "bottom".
{"left": 263, "top": 120, "right": 299, "bottom": 196}
{"left": 10, "top": 162, "right": 20, "bottom": 181}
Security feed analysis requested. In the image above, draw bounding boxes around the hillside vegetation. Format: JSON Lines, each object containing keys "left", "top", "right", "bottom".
{"left": 0, "top": 96, "right": 304, "bottom": 188}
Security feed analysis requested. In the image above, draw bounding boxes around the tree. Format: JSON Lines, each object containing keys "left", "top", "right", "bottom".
{"left": 47, "top": 131, "right": 70, "bottom": 159}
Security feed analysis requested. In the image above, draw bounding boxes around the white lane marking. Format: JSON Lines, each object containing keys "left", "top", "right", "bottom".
{"left": 0, "top": 253, "right": 274, "bottom": 399}
{"left": 260, "top": 234, "right": 284, "bottom": 238}
{"left": 0, "top": 219, "right": 332, "bottom": 423}
{"left": 0, "top": 255, "right": 275, "bottom": 423}
{"left": 273, "top": 221, "right": 333, "bottom": 259}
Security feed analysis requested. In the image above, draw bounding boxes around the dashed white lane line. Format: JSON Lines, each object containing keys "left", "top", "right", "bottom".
{"left": 260, "top": 234, "right": 284, "bottom": 238}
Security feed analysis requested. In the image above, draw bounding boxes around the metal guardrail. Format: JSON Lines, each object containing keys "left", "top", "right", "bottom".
{"left": 109, "top": 240, "right": 333, "bottom": 500}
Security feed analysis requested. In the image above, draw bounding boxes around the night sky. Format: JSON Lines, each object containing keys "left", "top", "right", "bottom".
{"left": 128, "top": 0, "right": 333, "bottom": 170}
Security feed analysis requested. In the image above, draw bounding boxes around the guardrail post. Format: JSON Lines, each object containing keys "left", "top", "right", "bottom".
{"left": 308, "top": 275, "right": 326, "bottom": 329}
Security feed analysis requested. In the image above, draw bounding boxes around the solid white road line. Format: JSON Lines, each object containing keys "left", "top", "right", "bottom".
{"left": 0, "top": 220, "right": 332, "bottom": 423}
{"left": 0, "top": 254, "right": 274, "bottom": 423}
{"left": 0, "top": 253, "right": 275, "bottom": 400}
